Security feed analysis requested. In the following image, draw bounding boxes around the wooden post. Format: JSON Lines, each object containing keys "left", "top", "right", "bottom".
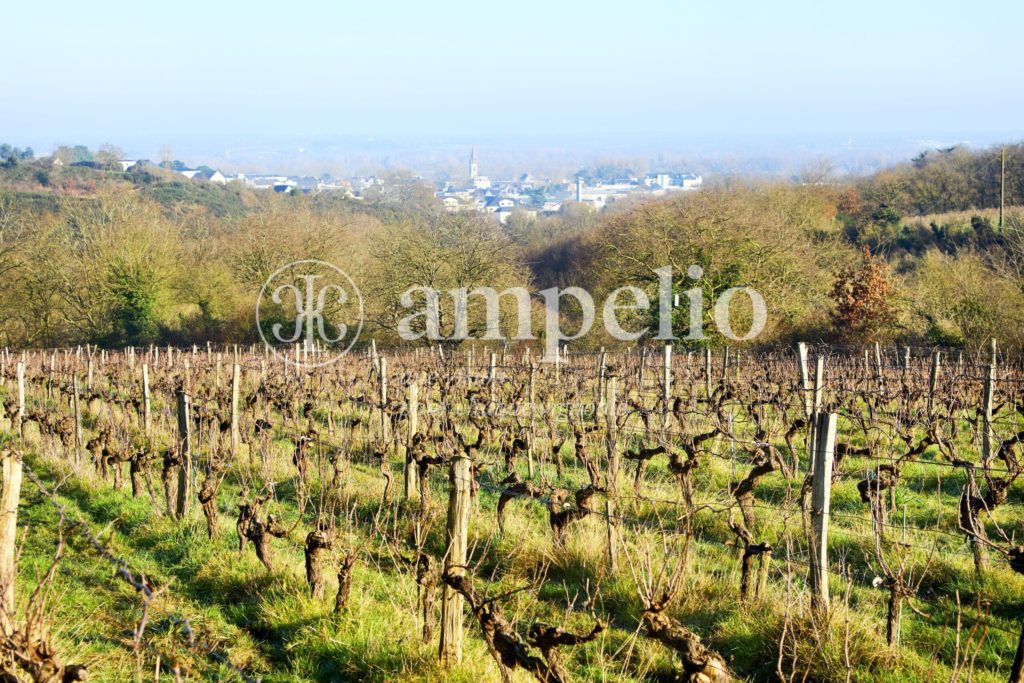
{"left": 72, "top": 377, "right": 83, "bottom": 465}
{"left": 175, "top": 391, "right": 192, "bottom": 519}
{"left": 379, "top": 357, "right": 388, "bottom": 442}
{"left": 605, "top": 375, "right": 620, "bottom": 477}
{"left": 797, "top": 342, "right": 812, "bottom": 418}
{"left": 605, "top": 374, "right": 619, "bottom": 573}
{"left": 15, "top": 362, "right": 25, "bottom": 436}
{"left": 142, "top": 364, "right": 151, "bottom": 436}
{"left": 1010, "top": 621, "right": 1024, "bottom": 683}
{"left": 527, "top": 363, "right": 536, "bottom": 478}
{"left": 872, "top": 342, "right": 882, "bottom": 386}
{"left": 230, "top": 363, "right": 241, "bottom": 457}
{"left": 813, "top": 355, "right": 824, "bottom": 414}
{"left": 807, "top": 355, "right": 825, "bottom": 471}
{"left": 439, "top": 455, "right": 471, "bottom": 666}
{"left": 0, "top": 449, "right": 23, "bottom": 618}
{"left": 404, "top": 382, "right": 419, "bottom": 499}
{"left": 982, "top": 360, "right": 995, "bottom": 465}
{"left": 662, "top": 344, "right": 672, "bottom": 429}
{"left": 488, "top": 352, "right": 497, "bottom": 411}
{"left": 45, "top": 355, "right": 54, "bottom": 401}
{"left": 927, "top": 352, "right": 941, "bottom": 419}
{"left": 704, "top": 347, "right": 712, "bottom": 398}
{"left": 808, "top": 412, "right": 837, "bottom": 614}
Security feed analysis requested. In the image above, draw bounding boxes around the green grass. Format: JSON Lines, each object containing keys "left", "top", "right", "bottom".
{"left": 4, "top": 379, "right": 1022, "bottom": 682}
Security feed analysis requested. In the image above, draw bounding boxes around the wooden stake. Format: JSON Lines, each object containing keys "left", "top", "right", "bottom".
{"left": 982, "top": 360, "right": 995, "bottom": 464}
{"left": 0, "top": 449, "right": 23, "bottom": 619}
{"left": 175, "top": 391, "right": 192, "bottom": 519}
{"left": 605, "top": 374, "right": 619, "bottom": 573}
{"left": 230, "top": 363, "right": 241, "bottom": 457}
{"left": 439, "top": 455, "right": 471, "bottom": 665}
{"left": 72, "top": 377, "right": 83, "bottom": 465}
{"left": 927, "top": 352, "right": 941, "bottom": 419}
{"left": 662, "top": 344, "right": 672, "bottom": 429}
{"left": 405, "top": 382, "right": 419, "bottom": 499}
{"left": 142, "top": 364, "right": 151, "bottom": 436}
{"left": 527, "top": 363, "right": 536, "bottom": 478}
{"left": 15, "top": 362, "right": 25, "bottom": 437}
{"left": 808, "top": 412, "right": 837, "bottom": 615}
{"left": 797, "top": 342, "right": 812, "bottom": 418}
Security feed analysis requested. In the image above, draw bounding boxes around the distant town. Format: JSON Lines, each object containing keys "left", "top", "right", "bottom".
{"left": 435, "top": 148, "right": 702, "bottom": 222}
{"left": 25, "top": 144, "right": 703, "bottom": 222}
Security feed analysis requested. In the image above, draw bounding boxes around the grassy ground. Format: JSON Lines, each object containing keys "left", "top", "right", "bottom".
{"left": 3, "top": 378, "right": 1023, "bottom": 682}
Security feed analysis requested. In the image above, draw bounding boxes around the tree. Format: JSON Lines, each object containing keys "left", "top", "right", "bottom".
{"left": 905, "top": 248, "right": 1024, "bottom": 349}
{"left": 94, "top": 143, "right": 124, "bottom": 169}
{"left": 53, "top": 145, "right": 93, "bottom": 165}
{"left": 829, "top": 245, "right": 895, "bottom": 343}
{"left": 107, "top": 259, "right": 160, "bottom": 345}
{"left": 589, "top": 185, "right": 839, "bottom": 346}
{"left": 0, "top": 145, "right": 28, "bottom": 167}
{"left": 364, "top": 212, "right": 530, "bottom": 343}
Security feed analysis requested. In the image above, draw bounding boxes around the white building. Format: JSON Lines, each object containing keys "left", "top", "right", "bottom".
{"left": 681, "top": 174, "right": 703, "bottom": 190}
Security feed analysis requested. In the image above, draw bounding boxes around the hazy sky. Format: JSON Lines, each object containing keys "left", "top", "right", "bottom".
{"left": 3, "top": 0, "right": 1021, "bottom": 149}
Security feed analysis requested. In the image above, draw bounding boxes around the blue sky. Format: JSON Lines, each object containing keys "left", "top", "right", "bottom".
{"left": 2, "top": 0, "right": 1021, "bottom": 147}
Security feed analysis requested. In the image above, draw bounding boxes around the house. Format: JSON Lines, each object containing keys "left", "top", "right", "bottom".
{"left": 317, "top": 179, "right": 353, "bottom": 194}
{"left": 200, "top": 169, "right": 227, "bottom": 184}
{"left": 680, "top": 173, "right": 703, "bottom": 190}
{"left": 293, "top": 176, "right": 319, "bottom": 192}
{"left": 118, "top": 160, "right": 140, "bottom": 172}
{"left": 245, "top": 176, "right": 288, "bottom": 190}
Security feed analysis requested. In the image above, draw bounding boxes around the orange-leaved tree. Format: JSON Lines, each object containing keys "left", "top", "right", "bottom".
{"left": 829, "top": 245, "right": 895, "bottom": 343}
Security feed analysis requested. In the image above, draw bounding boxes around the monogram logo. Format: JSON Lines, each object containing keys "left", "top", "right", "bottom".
{"left": 256, "top": 260, "right": 363, "bottom": 367}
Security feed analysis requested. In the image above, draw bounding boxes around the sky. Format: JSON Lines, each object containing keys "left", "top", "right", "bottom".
{"left": 2, "top": 0, "right": 1021, "bottom": 163}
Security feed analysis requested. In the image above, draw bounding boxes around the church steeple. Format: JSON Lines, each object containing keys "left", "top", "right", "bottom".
{"left": 469, "top": 146, "right": 478, "bottom": 180}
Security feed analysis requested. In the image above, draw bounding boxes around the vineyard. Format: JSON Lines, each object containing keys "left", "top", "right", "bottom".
{"left": 0, "top": 342, "right": 1022, "bottom": 682}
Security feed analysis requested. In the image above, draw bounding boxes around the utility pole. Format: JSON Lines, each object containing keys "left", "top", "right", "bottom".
{"left": 1000, "top": 147, "right": 1006, "bottom": 229}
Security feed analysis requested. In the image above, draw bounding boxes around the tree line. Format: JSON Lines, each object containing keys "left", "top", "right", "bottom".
{"left": 0, "top": 142, "right": 1022, "bottom": 351}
